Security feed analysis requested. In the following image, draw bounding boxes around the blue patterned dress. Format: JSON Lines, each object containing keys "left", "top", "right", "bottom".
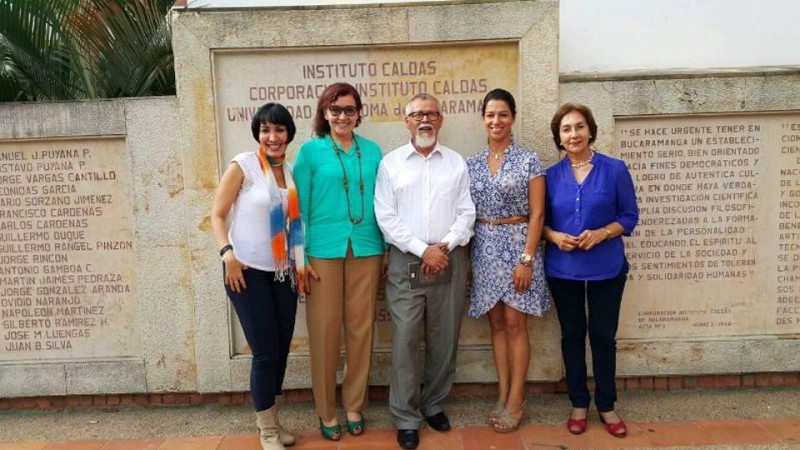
{"left": 466, "top": 143, "right": 550, "bottom": 318}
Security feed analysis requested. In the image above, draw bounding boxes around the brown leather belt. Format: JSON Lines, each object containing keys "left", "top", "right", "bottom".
{"left": 477, "top": 216, "right": 529, "bottom": 225}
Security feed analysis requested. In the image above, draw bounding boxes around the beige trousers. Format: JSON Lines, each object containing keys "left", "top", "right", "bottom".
{"left": 306, "top": 245, "right": 382, "bottom": 421}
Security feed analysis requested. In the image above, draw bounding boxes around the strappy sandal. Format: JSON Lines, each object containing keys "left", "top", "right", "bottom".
{"left": 488, "top": 399, "right": 505, "bottom": 425}
{"left": 492, "top": 401, "right": 526, "bottom": 433}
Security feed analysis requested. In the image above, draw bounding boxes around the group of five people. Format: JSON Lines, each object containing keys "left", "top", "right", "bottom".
{"left": 210, "top": 82, "right": 639, "bottom": 450}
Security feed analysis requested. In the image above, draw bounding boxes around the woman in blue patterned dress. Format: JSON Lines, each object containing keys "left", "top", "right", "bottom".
{"left": 467, "top": 88, "right": 550, "bottom": 433}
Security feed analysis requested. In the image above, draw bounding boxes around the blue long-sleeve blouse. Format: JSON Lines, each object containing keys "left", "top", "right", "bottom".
{"left": 544, "top": 152, "right": 639, "bottom": 280}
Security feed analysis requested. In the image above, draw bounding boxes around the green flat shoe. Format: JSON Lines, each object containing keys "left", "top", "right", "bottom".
{"left": 318, "top": 418, "right": 341, "bottom": 441}
{"left": 347, "top": 415, "right": 366, "bottom": 436}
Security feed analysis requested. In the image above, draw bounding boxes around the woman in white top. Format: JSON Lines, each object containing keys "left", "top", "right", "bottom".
{"left": 211, "top": 103, "right": 305, "bottom": 450}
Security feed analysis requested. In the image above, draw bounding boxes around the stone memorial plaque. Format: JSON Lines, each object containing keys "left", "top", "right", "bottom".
{"left": 218, "top": 42, "right": 519, "bottom": 355}
{"left": 614, "top": 113, "right": 800, "bottom": 339}
{"left": 213, "top": 41, "right": 519, "bottom": 164}
{"left": 0, "top": 138, "right": 140, "bottom": 360}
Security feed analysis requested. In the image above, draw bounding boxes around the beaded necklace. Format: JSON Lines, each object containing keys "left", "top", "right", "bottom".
{"left": 570, "top": 151, "right": 595, "bottom": 168}
{"left": 331, "top": 134, "right": 365, "bottom": 225}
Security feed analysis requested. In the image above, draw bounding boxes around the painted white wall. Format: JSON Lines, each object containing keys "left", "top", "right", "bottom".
{"left": 186, "top": 0, "right": 800, "bottom": 73}
{"left": 559, "top": 0, "right": 800, "bottom": 73}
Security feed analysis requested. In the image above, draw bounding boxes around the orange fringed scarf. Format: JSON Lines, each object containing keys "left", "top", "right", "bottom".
{"left": 257, "top": 145, "right": 305, "bottom": 284}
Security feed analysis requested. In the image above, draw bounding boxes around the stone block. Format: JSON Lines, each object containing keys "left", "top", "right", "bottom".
{"left": 0, "top": 100, "right": 125, "bottom": 139}
{"left": 0, "top": 364, "right": 66, "bottom": 397}
{"left": 65, "top": 360, "right": 146, "bottom": 395}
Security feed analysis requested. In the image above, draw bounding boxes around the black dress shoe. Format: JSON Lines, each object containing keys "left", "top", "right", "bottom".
{"left": 425, "top": 411, "right": 451, "bottom": 432}
{"left": 397, "top": 429, "right": 419, "bottom": 449}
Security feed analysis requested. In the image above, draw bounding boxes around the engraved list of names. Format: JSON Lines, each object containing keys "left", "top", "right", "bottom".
{"left": 0, "top": 138, "right": 140, "bottom": 360}
{"left": 614, "top": 113, "right": 800, "bottom": 339}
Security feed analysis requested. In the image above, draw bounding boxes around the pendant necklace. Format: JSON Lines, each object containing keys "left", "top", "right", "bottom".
{"left": 332, "top": 135, "right": 365, "bottom": 225}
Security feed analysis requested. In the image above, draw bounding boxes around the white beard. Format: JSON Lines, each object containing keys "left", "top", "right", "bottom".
{"left": 414, "top": 133, "right": 437, "bottom": 149}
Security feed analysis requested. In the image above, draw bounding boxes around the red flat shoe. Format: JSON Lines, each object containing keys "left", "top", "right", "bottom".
{"left": 566, "top": 417, "right": 587, "bottom": 435}
{"left": 598, "top": 411, "right": 627, "bottom": 438}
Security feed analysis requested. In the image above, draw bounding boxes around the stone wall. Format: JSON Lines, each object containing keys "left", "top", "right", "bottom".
{"left": 1, "top": 1, "right": 798, "bottom": 399}
{"left": 0, "top": 97, "right": 196, "bottom": 397}
{"left": 170, "top": 0, "right": 562, "bottom": 394}
{"left": 560, "top": 71, "right": 800, "bottom": 376}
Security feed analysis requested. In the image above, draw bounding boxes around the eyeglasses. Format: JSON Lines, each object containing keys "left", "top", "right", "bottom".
{"left": 407, "top": 111, "right": 441, "bottom": 121}
{"left": 328, "top": 106, "right": 359, "bottom": 117}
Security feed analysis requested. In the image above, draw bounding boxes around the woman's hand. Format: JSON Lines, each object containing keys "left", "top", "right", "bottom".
{"left": 223, "top": 252, "right": 248, "bottom": 293}
{"left": 513, "top": 263, "right": 533, "bottom": 292}
{"left": 381, "top": 251, "right": 390, "bottom": 279}
{"left": 296, "top": 269, "right": 306, "bottom": 295}
{"left": 577, "top": 229, "right": 607, "bottom": 250}
{"left": 552, "top": 231, "right": 580, "bottom": 252}
{"left": 304, "top": 264, "right": 320, "bottom": 295}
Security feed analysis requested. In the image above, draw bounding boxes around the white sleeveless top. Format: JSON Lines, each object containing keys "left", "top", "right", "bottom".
{"left": 228, "top": 152, "right": 288, "bottom": 271}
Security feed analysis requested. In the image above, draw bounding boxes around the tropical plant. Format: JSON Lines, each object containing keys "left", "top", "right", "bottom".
{"left": 0, "top": 0, "right": 174, "bottom": 102}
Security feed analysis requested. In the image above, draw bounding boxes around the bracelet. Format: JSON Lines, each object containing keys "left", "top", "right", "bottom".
{"left": 219, "top": 244, "right": 233, "bottom": 258}
{"left": 519, "top": 253, "right": 533, "bottom": 267}
{"left": 602, "top": 227, "right": 612, "bottom": 239}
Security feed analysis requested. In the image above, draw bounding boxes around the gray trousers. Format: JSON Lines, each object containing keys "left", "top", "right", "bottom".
{"left": 386, "top": 245, "right": 468, "bottom": 430}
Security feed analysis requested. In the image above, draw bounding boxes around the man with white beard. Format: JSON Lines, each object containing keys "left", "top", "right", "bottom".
{"left": 374, "top": 93, "right": 476, "bottom": 450}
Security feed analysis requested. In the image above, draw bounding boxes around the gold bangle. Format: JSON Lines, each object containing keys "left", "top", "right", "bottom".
{"left": 602, "top": 227, "right": 612, "bottom": 239}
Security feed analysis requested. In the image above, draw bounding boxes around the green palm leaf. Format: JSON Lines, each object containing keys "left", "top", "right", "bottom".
{"left": 0, "top": 0, "right": 174, "bottom": 101}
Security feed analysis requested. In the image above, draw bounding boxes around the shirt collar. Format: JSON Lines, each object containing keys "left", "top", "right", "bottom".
{"left": 404, "top": 140, "right": 442, "bottom": 160}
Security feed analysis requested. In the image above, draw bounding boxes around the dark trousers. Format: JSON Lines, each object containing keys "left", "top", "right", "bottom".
{"left": 547, "top": 269, "right": 627, "bottom": 412}
{"left": 225, "top": 268, "right": 298, "bottom": 412}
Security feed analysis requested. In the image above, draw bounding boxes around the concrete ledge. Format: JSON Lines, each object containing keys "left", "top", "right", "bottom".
{"left": 0, "top": 99, "right": 126, "bottom": 139}
{"left": 0, "top": 363, "right": 67, "bottom": 397}
{"left": 65, "top": 360, "right": 147, "bottom": 395}
{"left": 1, "top": 373, "right": 798, "bottom": 406}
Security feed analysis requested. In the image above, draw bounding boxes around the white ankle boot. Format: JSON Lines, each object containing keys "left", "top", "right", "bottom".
{"left": 274, "top": 394, "right": 296, "bottom": 446}
{"left": 255, "top": 406, "right": 284, "bottom": 450}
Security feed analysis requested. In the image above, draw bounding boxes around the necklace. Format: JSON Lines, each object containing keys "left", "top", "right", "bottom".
{"left": 331, "top": 134, "right": 365, "bottom": 225}
{"left": 488, "top": 140, "right": 511, "bottom": 161}
{"left": 570, "top": 151, "right": 595, "bottom": 168}
{"left": 257, "top": 146, "right": 286, "bottom": 170}
{"left": 267, "top": 155, "right": 284, "bottom": 167}
{"left": 489, "top": 148, "right": 505, "bottom": 161}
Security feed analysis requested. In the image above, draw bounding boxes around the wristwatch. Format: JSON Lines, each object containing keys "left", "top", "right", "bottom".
{"left": 519, "top": 253, "right": 533, "bottom": 267}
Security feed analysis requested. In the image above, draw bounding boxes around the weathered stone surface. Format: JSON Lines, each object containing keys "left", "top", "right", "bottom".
{"left": 65, "top": 361, "right": 146, "bottom": 394}
{"left": 173, "top": 0, "right": 562, "bottom": 389}
{"left": 560, "top": 73, "right": 800, "bottom": 376}
{"left": 124, "top": 97, "right": 186, "bottom": 245}
{"left": 0, "top": 364, "right": 67, "bottom": 397}
{"left": 0, "top": 97, "right": 193, "bottom": 397}
{"left": 0, "top": 100, "right": 125, "bottom": 140}
{"left": 138, "top": 244, "right": 197, "bottom": 393}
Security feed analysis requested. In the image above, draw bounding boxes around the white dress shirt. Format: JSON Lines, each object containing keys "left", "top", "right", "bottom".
{"left": 374, "top": 141, "right": 476, "bottom": 258}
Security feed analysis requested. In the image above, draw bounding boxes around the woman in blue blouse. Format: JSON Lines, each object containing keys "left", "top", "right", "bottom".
{"left": 543, "top": 103, "right": 638, "bottom": 438}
